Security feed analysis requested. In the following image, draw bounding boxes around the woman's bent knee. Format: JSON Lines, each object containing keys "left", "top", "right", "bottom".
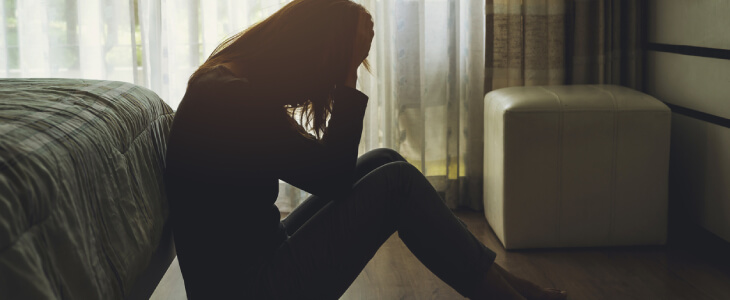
{"left": 355, "top": 149, "right": 408, "bottom": 180}
{"left": 353, "top": 161, "right": 428, "bottom": 211}
{"left": 363, "top": 161, "right": 423, "bottom": 186}
{"left": 361, "top": 148, "right": 406, "bottom": 164}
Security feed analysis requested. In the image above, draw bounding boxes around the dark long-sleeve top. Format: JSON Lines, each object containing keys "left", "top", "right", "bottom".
{"left": 163, "top": 65, "right": 368, "bottom": 289}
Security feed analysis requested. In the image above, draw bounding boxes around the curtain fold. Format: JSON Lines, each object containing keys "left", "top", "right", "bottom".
{"left": 485, "top": 0, "right": 645, "bottom": 91}
{"left": 566, "top": 0, "right": 645, "bottom": 90}
{"left": 486, "top": 0, "right": 567, "bottom": 91}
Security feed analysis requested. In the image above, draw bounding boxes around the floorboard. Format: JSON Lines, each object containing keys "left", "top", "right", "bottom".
{"left": 150, "top": 211, "right": 730, "bottom": 300}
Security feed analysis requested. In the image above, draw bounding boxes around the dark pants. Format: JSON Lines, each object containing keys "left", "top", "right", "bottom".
{"left": 257, "top": 148, "right": 496, "bottom": 299}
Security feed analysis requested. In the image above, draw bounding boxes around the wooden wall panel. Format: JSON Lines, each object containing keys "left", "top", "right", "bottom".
{"left": 646, "top": 51, "right": 730, "bottom": 119}
{"left": 648, "top": 0, "right": 730, "bottom": 50}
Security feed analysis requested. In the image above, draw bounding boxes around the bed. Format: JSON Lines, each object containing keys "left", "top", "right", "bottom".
{"left": 0, "top": 78, "right": 175, "bottom": 299}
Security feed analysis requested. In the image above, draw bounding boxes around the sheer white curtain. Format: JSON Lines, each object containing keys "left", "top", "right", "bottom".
{"left": 0, "top": 0, "right": 485, "bottom": 211}
{"left": 0, "top": 0, "right": 136, "bottom": 80}
{"left": 355, "top": 0, "right": 486, "bottom": 210}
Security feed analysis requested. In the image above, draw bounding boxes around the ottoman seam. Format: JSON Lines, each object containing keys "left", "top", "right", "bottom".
{"left": 593, "top": 85, "right": 619, "bottom": 244}
{"left": 540, "top": 86, "right": 563, "bottom": 244}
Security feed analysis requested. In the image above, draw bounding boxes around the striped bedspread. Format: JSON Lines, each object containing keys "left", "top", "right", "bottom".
{"left": 0, "top": 79, "right": 174, "bottom": 299}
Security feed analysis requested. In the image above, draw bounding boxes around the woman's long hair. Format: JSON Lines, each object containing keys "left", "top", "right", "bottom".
{"left": 189, "top": 0, "right": 371, "bottom": 138}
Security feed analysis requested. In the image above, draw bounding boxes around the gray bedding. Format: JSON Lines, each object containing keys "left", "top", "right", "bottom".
{"left": 0, "top": 79, "right": 174, "bottom": 299}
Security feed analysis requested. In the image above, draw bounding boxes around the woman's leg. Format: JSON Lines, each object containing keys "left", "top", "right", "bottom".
{"left": 281, "top": 148, "right": 406, "bottom": 235}
{"left": 258, "top": 161, "right": 497, "bottom": 299}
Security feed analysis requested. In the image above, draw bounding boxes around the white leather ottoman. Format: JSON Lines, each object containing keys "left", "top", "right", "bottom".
{"left": 483, "top": 85, "right": 671, "bottom": 249}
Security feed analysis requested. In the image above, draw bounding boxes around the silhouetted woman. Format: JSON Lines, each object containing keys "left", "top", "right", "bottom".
{"left": 164, "top": 0, "right": 567, "bottom": 299}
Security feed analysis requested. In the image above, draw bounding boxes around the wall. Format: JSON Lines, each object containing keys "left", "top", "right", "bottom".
{"left": 645, "top": 0, "right": 730, "bottom": 242}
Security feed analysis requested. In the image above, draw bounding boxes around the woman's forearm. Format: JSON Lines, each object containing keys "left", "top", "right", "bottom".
{"left": 343, "top": 69, "right": 358, "bottom": 89}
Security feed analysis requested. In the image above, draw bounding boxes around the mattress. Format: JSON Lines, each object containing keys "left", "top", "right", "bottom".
{"left": 0, "top": 79, "right": 174, "bottom": 299}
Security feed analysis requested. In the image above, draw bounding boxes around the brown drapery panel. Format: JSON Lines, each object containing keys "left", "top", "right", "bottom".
{"left": 485, "top": 0, "right": 645, "bottom": 91}
{"left": 486, "top": 0, "right": 568, "bottom": 91}
{"left": 566, "top": 0, "right": 646, "bottom": 90}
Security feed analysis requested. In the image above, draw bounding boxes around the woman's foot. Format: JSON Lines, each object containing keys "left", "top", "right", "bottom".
{"left": 493, "top": 264, "right": 567, "bottom": 300}
{"left": 472, "top": 265, "right": 526, "bottom": 300}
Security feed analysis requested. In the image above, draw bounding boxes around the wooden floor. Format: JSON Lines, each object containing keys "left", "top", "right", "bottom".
{"left": 150, "top": 211, "right": 730, "bottom": 300}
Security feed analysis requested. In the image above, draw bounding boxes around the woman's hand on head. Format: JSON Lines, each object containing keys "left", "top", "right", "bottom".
{"left": 344, "top": 11, "right": 374, "bottom": 89}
